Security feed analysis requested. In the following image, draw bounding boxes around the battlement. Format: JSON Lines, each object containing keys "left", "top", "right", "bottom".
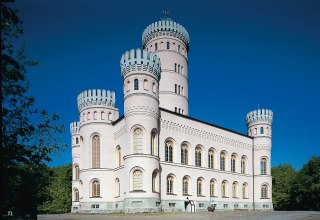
{"left": 142, "top": 19, "right": 190, "bottom": 50}
{"left": 120, "top": 49, "right": 161, "bottom": 80}
{"left": 70, "top": 121, "right": 80, "bottom": 135}
{"left": 246, "top": 109, "right": 273, "bottom": 127}
{"left": 77, "top": 89, "right": 115, "bottom": 111}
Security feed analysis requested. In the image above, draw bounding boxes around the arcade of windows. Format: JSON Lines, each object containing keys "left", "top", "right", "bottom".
{"left": 162, "top": 139, "right": 271, "bottom": 176}
{"left": 82, "top": 131, "right": 269, "bottom": 201}
{"left": 79, "top": 176, "right": 262, "bottom": 200}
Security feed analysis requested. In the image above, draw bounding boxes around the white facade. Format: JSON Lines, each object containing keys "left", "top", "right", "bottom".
{"left": 70, "top": 17, "right": 273, "bottom": 213}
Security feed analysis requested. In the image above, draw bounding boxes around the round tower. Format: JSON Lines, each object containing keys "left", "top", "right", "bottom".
{"left": 246, "top": 109, "right": 274, "bottom": 210}
{"left": 142, "top": 17, "right": 190, "bottom": 115}
{"left": 76, "top": 89, "right": 119, "bottom": 209}
{"left": 70, "top": 121, "right": 80, "bottom": 212}
{"left": 120, "top": 49, "right": 161, "bottom": 212}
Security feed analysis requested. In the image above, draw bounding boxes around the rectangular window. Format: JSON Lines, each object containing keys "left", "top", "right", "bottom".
{"left": 156, "top": 202, "right": 161, "bottom": 207}
{"left": 169, "top": 203, "right": 175, "bottom": 207}
{"left": 223, "top": 204, "right": 228, "bottom": 208}
{"left": 199, "top": 203, "right": 204, "bottom": 207}
{"left": 244, "top": 204, "right": 248, "bottom": 208}
{"left": 155, "top": 43, "right": 158, "bottom": 51}
{"left": 167, "top": 42, "right": 170, "bottom": 49}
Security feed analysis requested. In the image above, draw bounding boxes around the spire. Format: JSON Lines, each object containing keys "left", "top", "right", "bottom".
{"left": 161, "top": 9, "right": 172, "bottom": 21}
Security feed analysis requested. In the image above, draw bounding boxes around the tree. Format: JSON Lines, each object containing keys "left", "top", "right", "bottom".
{"left": 38, "top": 165, "right": 72, "bottom": 214}
{"left": 1, "top": 3, "right": 66, "bottom": 219}
{"left": 271, "top": 164, "right": 297, "bottom": 210}
{"left": 291, "top": 156, "right": 320, "bottom": 211}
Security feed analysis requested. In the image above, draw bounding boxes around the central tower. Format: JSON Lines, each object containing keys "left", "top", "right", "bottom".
{"left": 142, "top": 17, "right": 190, "bottom": 115}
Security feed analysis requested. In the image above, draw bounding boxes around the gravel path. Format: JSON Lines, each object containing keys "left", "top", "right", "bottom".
{"left": 38, "top": 211, "right": 320, "bottom": 220}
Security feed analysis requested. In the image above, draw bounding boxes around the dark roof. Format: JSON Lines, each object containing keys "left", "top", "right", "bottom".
{"left": 160, "top": 108, "right": 252, "bottom": 139}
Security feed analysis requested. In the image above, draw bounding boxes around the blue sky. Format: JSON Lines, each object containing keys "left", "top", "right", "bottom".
{"left": 13, "top": 0, "right": 320, "bottom": 169}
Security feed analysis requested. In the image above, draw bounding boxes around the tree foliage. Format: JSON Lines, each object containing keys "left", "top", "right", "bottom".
{"left": 1, "top": 3, "right": 67, "bottom": 219}
{"left": 272, "top": 156, "right": 320, "bottom": 211}
{"left": 271, "top": 164, "right": 296, "bottom": 210}
{"left": 38, "top": 165, "right": 72, "bottom": 214}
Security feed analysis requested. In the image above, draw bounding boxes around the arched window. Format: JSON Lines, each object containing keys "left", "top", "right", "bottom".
{"left": 117, "top": 146, "right": 122, "bottom": 167}
{"left": 220, "top": 152, "right": 226, "bottom": 171}
{"left": 133, "top": 128, "right": 143, "bottom": 154}
{"left": 232, "top": 182, "right": 238, "bottom": 198}
{"left": 74, "top": 188, "right": 79, "bottom": 201}
{"left": 151, "top": 130, "right": 157, "bottom": 156}
{"left": 178, "top": 64, "right": 180, "bottom": 73}
{"left": 132, "top": 170, "right": 143, "bottom": 191}
{"left": 254, "top": 128, "right": 257, "bottom": 135}
{"left": 134, "top": 79, "right": 139, "bottom": 90}
{"left": 181, "top": 143, "right": 188, "bottom": 165}
{"left": 167, "top": 42, "right": 170, "bottom": 49}
{"left": 195, "top": 147, "right": 202, "bottom": 167}
{"left": 242, "top": 183, "right": 248, "bottom": 199}
{"left": 178, "top": 45, "right": 180, "bottom": 53}
{"left": 231, "top": 154, "right": 236, "bottom": 172}
{"left": 208, "top": 149, "right": 214, "bottom": 169}
{"left": 93, "top": 111, "right": 97, "bottom": 120}
{"left": 182, "top": 176, "right": 189, "bottom": 195}
{"left": 152, "top": 82, "right": 156, "bottom": 93}
{"left": 74, "top": 165, "right": 79, "bottom": 180}
{"left": 165, "top": 140, "right": 173, "bottom": 162}
{"left": 174, "top": 107, "right": 177, "bottom": 112}
{"left": 181, "top": 66, "right": 183, "bottom": 75}
{"left": 155, "top": 43, "right": 158, "bottom": 51}
{"left": 197, "top": 178, "right": 203, "bottom": 196}
{"left": 261, "top": 184, "right": 268, "bottom": 198}
{"left": 115, "top": 178, "right": 120, "bottom": 197}
{"left": 152, "top": 170, "right": 159, "bottom": 192}
{"left": 181, "top": 86, "right": 184, "bottom": 95}
{"left": 221, "top": 181, "right": 228, "bottom": 197}
{"left": 261, "top": 158, "right": 267, "bottom": 175}
{"left": 143, "top": 79, "right": 148, "bottom": 90}
{"left": 101, "top": 111, "right": 106, "bottom": 120}
{"left": 175, "top": 84, "right": 177, "bottom": 93}
{"left": 174, "top": 63, "right": 177, "bottom": 72}
{"left": 210, "top": 179, "right": 216, "bottom": 197}
{"left": 260, "top": 127, "right": 264, "bottom": 134}
{"left": 92, "top": 180, "right": 100, "bottom": 197}
{"left": 178, "top": 85, "right": 180, "bottom": 95}
{"left": 92, "top": 135, "right": 100, "bottom": 168}
{"left": 75, "top": 138, "right": 79, "bottom": 144}
{"left": 241, "top": 156, "right": 246, "bottom": 174}
{"left": 167, "top": 176, "right": 174, "bottom": 194}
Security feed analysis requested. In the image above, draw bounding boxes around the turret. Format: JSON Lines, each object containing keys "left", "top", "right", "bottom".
{"left": 142, "top": 17, "right": 190, "bottom": 115}
{"left": 77, "top": 89, "right": 119, "bottom": 124}
{"left": 120, "top": 48, "right": 161, "bottom": 212}
{"left": 246, "top": 108, "right": 274, "bottom": 210}
{"left": 246, "top": 109, "right": 273, "bottom": 138}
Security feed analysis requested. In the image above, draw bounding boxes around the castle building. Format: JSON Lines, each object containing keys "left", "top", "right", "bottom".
{"left": 70, "top": 16, "right": 273, "bottom": 213}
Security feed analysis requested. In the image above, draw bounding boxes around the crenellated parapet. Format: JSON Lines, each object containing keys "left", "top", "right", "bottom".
{"left": 70, "top": 121, "right": 80, "bottom": 135}
{"left": 246, "top": 109, "right": 273, "bottom": 127}
{"left": 120, "top": 49, "right": 161, "bottom": 80}
{"left": 142, "top": 19, "right": 190, "bottom": 50}
{"left": 77, "top": 89, "right": 115, "bottom": 112}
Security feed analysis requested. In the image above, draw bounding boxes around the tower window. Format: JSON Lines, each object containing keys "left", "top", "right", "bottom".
{"left": 261, "top": 158, "right": 267, "bottom": 175}
{"left": 155, "top": 43, "right": 158, "bottom": 51}
{"left": 178, "top": 85, "right": 180, "bottom": 95}
{"left": 92, "top": 135, "right": 100, "bottom": 168}
{"left": 178, "top": 64, "right": 180, "bottom": 73}
{"left": 167, "top": 42, "right": 170, "bottom": 49}
{"left": 133, "top": 128, "right": 143, "bottom": 154}
{"left": 178, "top": 45, "right": 180, "bottom": 53}
{"left": 260, "top": 127, "right": 264, "bottom": 134}
{"left": 174, "top": 63, "right": 177, "bottom": 72}
{"left": 175, "top": 84, "right": 177, "bottom": 94}
{"left": 134, "top": 79, "right": 139, "bottom": 90}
